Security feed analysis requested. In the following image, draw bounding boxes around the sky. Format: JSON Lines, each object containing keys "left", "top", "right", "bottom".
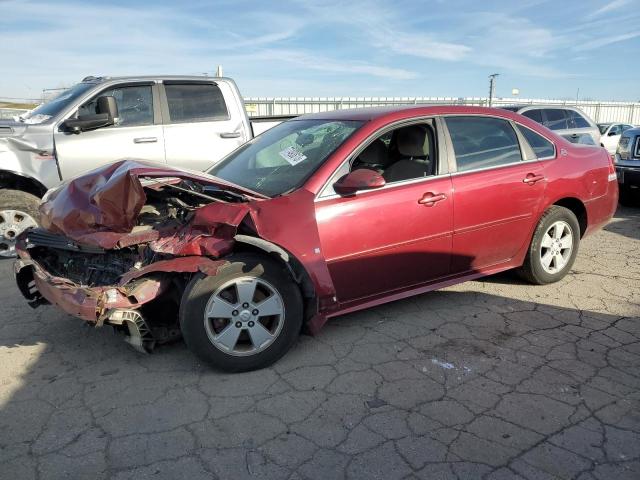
{"left": 1, "top": 0, "right": 639, "bottom": 101}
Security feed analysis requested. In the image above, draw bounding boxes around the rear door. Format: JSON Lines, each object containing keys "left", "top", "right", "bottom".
{"left": 54, "top": 83, "right": 165, "bottom": 178}
{"left": 444, "top": 115, "right": 547, "bottom": 273}
{"left": 160, "top": 81, "right": 248, "bottom": 172}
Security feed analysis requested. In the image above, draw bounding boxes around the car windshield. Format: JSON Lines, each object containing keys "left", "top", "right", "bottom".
{"left": 598, "top": 123, "right": 611, "bottom": 134}
{"left": 19, "top": 82, "right": 96, "bottom": 124}
{"left": 208, "top": 119, "right": 363, "bottom": 196}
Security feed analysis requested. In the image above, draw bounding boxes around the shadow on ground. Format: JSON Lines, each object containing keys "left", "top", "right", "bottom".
{"left": 0, "top": 207, "right": 639, "bottom": 479}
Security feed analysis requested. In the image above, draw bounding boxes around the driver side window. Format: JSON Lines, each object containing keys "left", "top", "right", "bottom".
{"left": 78, "top": 85, "right": 153, "bottom": 127}
{"left": 321, "top": 121, "right": 437, "bottom": 197}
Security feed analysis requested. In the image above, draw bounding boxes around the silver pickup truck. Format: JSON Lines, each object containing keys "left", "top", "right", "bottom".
{"left": 0, "top": 75, "right": 284, "bottom": 256}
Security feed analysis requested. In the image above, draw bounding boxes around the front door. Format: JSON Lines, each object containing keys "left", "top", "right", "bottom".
{"left": 54, "top": 83, "right": 165, "bottom": 179}
{"left": 315, "top": 177, "right": 453, "bottom": 303}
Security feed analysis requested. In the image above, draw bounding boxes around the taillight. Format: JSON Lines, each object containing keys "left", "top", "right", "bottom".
{"left": 606, "top": 151, "right": 615, "bottom": 172}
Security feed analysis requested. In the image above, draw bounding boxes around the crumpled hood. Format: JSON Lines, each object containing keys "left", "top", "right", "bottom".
{"left": 38, "top": 159, "right": 259, "bottom": 247}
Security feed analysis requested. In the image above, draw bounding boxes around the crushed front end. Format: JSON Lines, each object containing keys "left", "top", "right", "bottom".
{"left": 13, "top": 160, "right": 259, "bottom": 352}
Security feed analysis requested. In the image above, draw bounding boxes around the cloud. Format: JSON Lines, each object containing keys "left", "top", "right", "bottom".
{"left": 574, "top": 31, "right": 640, "bottom": 51}
{"left": 295, "top": 0, "right": 472, "bottom": 61}
{"left": 247, "top": 49, "right": 417, "bottom": 80}
{"left": 586, "top": 0, "right": 631, "bottom": 19}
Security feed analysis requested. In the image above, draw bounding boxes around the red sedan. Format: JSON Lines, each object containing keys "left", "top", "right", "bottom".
{"left": 15, "top": 106, "right": 618, "bottom": 371}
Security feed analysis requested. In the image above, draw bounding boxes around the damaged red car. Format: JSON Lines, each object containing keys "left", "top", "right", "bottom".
{"left": 15, "top": 106, "right": 618, "bottom": 371}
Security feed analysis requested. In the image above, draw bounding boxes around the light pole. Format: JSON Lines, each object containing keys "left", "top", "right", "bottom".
{"left": 488, "top": 73, "right": 499, "bottom": 107}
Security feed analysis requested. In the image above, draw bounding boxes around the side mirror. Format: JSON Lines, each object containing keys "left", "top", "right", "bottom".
{"left": 608, "top": 131, "right": 618, "bottom": 136}
{"left": 61, "top": 96, "right": 118, "bottom": 134}
{"left": 333, "top": 169, "right": 385, "bottom": 196}
{"left": 96, "top": 95, "right": 118, "bottom": 118}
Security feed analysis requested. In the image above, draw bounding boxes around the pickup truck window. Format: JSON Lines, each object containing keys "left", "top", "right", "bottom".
{"left": 208, "top": 119, "right": 363, "bottom": 196}
{"left": 165, "top": 83, "right": 228, "bottom": 123}
{"left": 78, "top": 85, "right": 154, "bottom": 127}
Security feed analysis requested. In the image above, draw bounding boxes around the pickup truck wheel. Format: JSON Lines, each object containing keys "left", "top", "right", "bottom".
{"left": 180, "top": 254, "right": 303, "bottom": 372}
{"left": 518, "top": 206, "right": 580, "bottom": 285}
{"left": 0, "top": 190, "right": 40, "bottom": 258}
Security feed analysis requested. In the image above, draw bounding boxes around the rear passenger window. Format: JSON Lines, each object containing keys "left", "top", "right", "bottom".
{"left": 445, "top": 116, "right": 523, "bottom": 172}
{"left": 568, "top": 111, "right": 590, "bottom": 128}
{"left": 543, "top": 109, "right": 568, "bottom": 130}
{"left": 521, "top": 109, "right": 543, "bottom": 124}
{"left": 518, "top": 126, "right": 555, "bottom": 159}
{"left": 164, "top": 83, "right": 228, "bottom": 123}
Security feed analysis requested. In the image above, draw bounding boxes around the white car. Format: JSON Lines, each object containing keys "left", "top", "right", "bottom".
{"left": 598, "top": 122, "right": 635, "bottom": 154}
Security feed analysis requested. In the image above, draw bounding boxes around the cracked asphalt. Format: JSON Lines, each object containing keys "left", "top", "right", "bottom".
{"left": 1, "top": 205, "right": 639, "bottom": 480}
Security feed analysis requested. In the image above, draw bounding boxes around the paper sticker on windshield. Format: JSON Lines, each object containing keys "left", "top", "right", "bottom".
{"left": 279, "top": 146, "right": 307, "bottom": 166}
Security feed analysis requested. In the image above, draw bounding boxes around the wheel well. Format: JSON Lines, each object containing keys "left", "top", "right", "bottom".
{"left": 0, "top": 171, "right": 47, "bottom": 198}
{"left": 232, "top": 236, "right": 318, "bottom": 321}
{"left": 553, "top": 198, "right": 587, "bottom": 237}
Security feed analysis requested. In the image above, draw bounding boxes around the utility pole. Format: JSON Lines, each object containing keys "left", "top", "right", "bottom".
{"left": 488, "top": 73, "right": 499, "bottom": 107}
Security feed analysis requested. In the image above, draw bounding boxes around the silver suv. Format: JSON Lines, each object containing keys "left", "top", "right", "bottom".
{"left": 500, "top": 105, "right": 601, "bottom": 146}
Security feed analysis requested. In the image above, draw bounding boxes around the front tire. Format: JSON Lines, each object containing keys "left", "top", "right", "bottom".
{"left": 179, "top": 254, "right": 303, "bottom": 372}
{"left": 518, "top": 206, "right": 580, "bottom": 285}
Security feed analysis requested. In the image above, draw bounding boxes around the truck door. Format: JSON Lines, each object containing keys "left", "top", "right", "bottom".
{"left": 53, "top": 83, "right": 165, "bottom": 179}
{"left": 160, "top": 81, "right": 248, "bottom": 172}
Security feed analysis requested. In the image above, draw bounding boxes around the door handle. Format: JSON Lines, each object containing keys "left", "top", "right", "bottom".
{"left": 220, "top": 132, "right": 241, "bottom": 139}
{"left": 418, "top": 192, "right": 447, "bottom": 206}
{"left": 133, "top": 137, "right": 157, "bottom": 144}
{"left": 523, "top": 173, "right": 545, "bottom": 185}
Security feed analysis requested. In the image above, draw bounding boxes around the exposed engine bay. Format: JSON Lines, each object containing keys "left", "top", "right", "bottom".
{"left": 26, "top": 176, "right": 247, "bottom": 287}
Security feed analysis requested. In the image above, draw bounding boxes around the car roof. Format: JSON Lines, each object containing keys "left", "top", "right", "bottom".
{"left": 292, "top": 104, "right": 528, "bottom": 122}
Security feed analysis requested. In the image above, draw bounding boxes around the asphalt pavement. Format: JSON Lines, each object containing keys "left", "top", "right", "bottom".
{"left": 1, "top": 206, "right": 639, "bottom": 479}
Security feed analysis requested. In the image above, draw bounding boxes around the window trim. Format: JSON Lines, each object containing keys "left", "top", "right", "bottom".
{"left": 315, "top": 116, "right": 447, "bottom": 202}
{"left": 159, "top": 81, "right": 230, "bottom": 125}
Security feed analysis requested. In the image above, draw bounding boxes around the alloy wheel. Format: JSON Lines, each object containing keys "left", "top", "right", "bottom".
{"left": 539, "top": 220, "right": 573, "bottom": 274}
{"left": 203, "top": 276, "right": 285, "bottom": 356}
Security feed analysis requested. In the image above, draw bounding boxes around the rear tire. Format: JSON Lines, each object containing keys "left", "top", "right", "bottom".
{"left": 518, "top": 206, "right": 580, "bottom": 285}
{"left": 0, "top": 189, "right": 40, "bottom": 258}
{"left": 179, "top": 253, "right": 303, "bottom": 372}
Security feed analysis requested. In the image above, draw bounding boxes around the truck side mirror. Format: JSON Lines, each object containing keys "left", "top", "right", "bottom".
{"left": 61, "top": 96, "right": 118, "bottom": 134}
{"left": 96, "top": 96, "right": 118, "bottom": 119}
